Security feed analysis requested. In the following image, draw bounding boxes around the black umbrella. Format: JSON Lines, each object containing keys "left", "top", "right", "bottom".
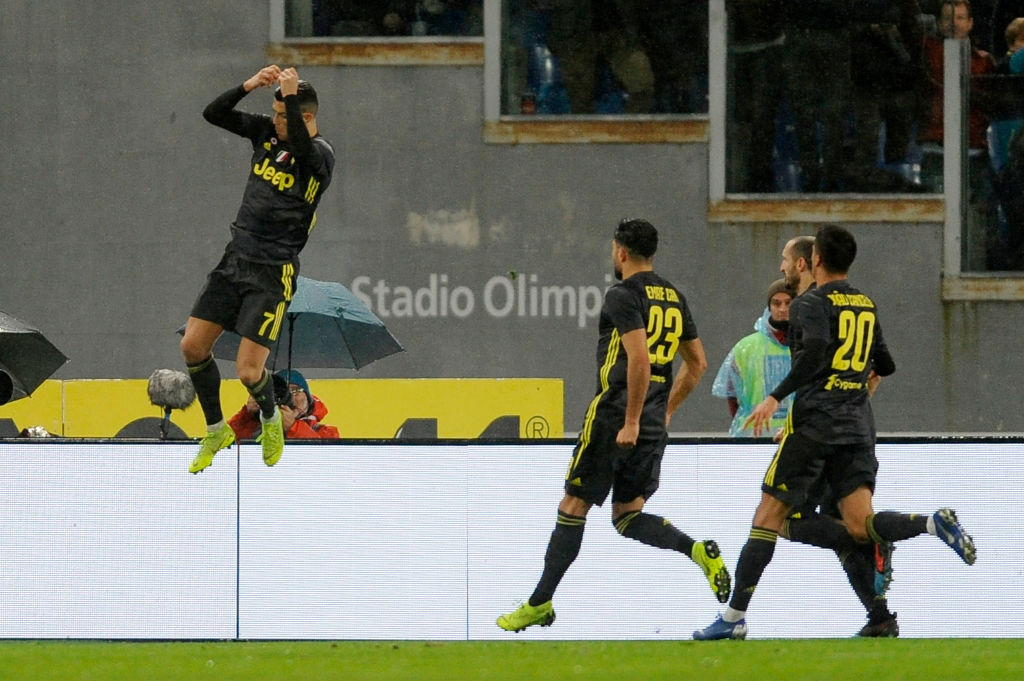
{"left": 0, "top": 311, "right": 69, "bottom": 405}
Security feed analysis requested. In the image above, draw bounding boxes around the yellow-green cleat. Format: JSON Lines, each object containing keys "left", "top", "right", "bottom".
{"left": 692, "top": 539, "right": 731, "bottom": 604}
{"left": 189, "top": 422, "right": 235, "bottom": 474}
{"left": 257, "top": 409, "right": 284, "bottom": 466}
{"left": 496, "top": 600, "right": 556, "bottom": 632}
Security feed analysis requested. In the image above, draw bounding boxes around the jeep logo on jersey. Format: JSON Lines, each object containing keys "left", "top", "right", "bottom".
{"left": 253, "top": 157, "right": 295, "bottom": 191}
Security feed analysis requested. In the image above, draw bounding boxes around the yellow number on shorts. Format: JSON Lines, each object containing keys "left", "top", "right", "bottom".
{"left": 258, "top": 312, "right": 276, "bottom": 338}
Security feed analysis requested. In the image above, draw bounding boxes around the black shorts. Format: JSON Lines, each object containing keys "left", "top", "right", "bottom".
{"left": 564, "top": 420, "right": 667, "bottom": 506}
{"left": 190, "top": 250, "right": 298, "bottom": 349}
{"left": 788, "top": 474, "right": 840, "bottom": 520}
{"left": 762, "top": 430, "right": 877, "bottom": 509}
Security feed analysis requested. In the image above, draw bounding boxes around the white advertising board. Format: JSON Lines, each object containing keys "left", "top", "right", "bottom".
{"left": 0, "top": 443, "right": 236, "bottom": 638}
{"left": 0, "top": 441, "right": 1019, "bottom": 639}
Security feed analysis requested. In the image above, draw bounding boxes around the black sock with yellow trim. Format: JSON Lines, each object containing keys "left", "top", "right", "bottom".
{"left": 838, "top": 543, "right": 888, "bottom": 615}
{"left": 187, "top": 355, "right": 223, "bottom": 426}
{"left": 729, "top": 527, "right": 777, "bottom": 612}
{"left": 244, "top": 369, "right": 276, "bottom": 420}
{"left": 529, "top": 510, "right": 586, "bottom": 606}
{"left": 613, "top": 511, "right": 695, "bottom": 556}
{"left": 867, "top": 512, "right": 928, "bottom": 542}
{"left": 786, "top": 513, "right": 859, "bottom": 552}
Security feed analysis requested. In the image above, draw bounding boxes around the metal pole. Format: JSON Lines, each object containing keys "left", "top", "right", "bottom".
{"left": 287, "top": 314, "right": 296, "bottom": 374}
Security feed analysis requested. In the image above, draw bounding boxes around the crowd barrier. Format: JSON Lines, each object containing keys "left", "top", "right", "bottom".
{"left": 0, "top": 378, "right": 563, "bottom": 439}
{"left": 0, "top": 438, "right": 1018, "bottom": 640}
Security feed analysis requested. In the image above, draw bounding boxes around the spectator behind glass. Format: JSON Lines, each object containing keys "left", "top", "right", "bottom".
{"left": 919, "top": 1, "right": 998, "bottom": 268}
{"left": 418, "top": 0, "right": 484, "bottom": 36}
{"left": 919, "top": 1, "right": 997, "bottom": 153}
{"left": 633, "top": 0, "right": 709, "bottom": 113}
{"left": 726, "top": 0, "right": 787, "bottom": 193}
{"left": 311, "top": 0, "right": 482, "bottom": 37}
{"left": 845, "top": 0, "right": 929, "bottom": 192}
{"left": 711, "top": 279, "right": 795, "bottom": 437}
{"left": 779, "top": 0, "right": 855, "bottom": 192}
{"left": 229, "top": 370, "right": 340, "bottom": 439}
{"left": 990, "top": 17, "right": 1024, "bottom": 269}
{"left": 543, "top": 0, "right": 655, "bottom": 113}
{"left": 989, "top": 0, "right": 1023, "bottom": 54}
{"left": 996, "top": 15, "right": 1024, "bottom": 69}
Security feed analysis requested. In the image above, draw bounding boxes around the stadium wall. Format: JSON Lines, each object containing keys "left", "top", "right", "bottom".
{"left": 3, "top": 2, "right": 1024, "bottom": 435}
{"left": 0, "top": 440, "right": 1017, "bottom": 640}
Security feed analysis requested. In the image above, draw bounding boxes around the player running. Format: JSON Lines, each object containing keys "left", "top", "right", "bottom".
{"left": 695, "top": 224, "right": 975, "bottom": 641}
{"left": 497, "top": 218, "right": 730, "bottom": 633}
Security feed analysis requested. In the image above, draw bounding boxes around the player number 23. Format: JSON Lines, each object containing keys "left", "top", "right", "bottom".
{"left": 647, "top": 306, "right": 683, "bottom": 366}
{"left": 832, "top": 310, "right": 876, "bottom": 372}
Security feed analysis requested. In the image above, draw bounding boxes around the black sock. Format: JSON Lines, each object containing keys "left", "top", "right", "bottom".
{"left": 867, "top": 602, "right": 895, "bottom": 624}
{"left": 613, "top": 511, "right": 695, "bottom": 556}
{"left": 529, "top": 511, "right": 586, "bottom": 606}
{"left": 867, "top": 512, "right": 929, "bottom": 542}
{"left": 786, "top": 513, "right": 859, "bottom": 552}
{"left": 244, "top": 369, "right": 276, "bottom": 419}
{"left": 187, "top": 355, "right": 223, "bottom": 426}
{"left": 729, "top": 527, "right": 777, "bottom": 612}
{"left": 838, "top": 544, "right": 888, "bottom": 614}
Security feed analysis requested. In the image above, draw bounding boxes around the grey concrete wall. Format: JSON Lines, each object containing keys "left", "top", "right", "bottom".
{"left": 3, "top": 2, "right": 1022, "bottom": 434}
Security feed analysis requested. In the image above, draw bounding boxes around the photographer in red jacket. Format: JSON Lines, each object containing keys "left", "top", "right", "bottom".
{"left": 230, "top": 370, "right": 340, "bottom": 439}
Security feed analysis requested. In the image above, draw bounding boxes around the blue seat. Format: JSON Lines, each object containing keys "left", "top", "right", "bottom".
{"left": 525, "top": 42, "right": 571, "bottom": 114}
{"left": 519, "top": 10, "right": 570, "bottom": 115}
{"left": 878, "top": 121, "right": 923, "bottom": 187}
{"left": 988, "top": 119, "right": 1024, "bottom": 173}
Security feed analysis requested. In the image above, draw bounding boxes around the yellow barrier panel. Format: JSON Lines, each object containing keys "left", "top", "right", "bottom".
{"left": 0, "top": 381, "right": 64, "bottom": 435}
{"left": 62, "top": 379, "right": 249, "bottom": 438}
{"left": 309, "top": 378, "right": 562, "bottom": 439}
{"left": 1, "top": 378, "right": 563, "bottom": 439}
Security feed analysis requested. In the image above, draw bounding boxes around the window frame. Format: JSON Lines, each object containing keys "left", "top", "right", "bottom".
{"left": 939, "top": 39, "right": 1024, "bottom": 299}
{"left": 707, "top": 0, "right": 945, "bottom": 224}
{"left": 481, "top": 0, "right": 710, "bottom": 144}
{"left": 268, "top": 0, "right": 484, "bottom": 65}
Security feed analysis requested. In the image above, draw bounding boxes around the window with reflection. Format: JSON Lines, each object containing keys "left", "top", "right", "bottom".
{"left": 973, "top": 10, "right": 1024, "bottom": 273}
{"left": 930, "top": 0, "right": 1024, "bottom": 272}
{"left": 721, "top": 0, "right": 1023, "bottom": 272}
{"left": 725, "top": 0, "right": 936, "bottom": 195}
{"left": 500, "top": 0, "right": 709, "bottom": 115}
{"left": 285, "top": 0, "right": 483, "bottom": 37}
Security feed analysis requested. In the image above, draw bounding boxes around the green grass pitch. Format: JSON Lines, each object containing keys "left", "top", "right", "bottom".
{"left": 0, "top": 639, "right": 1021, "bottom": 681}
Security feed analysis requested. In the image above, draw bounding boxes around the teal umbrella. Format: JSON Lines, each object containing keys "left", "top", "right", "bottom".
{"left": 180, "top": 276, "right": 404, "bottom": 370}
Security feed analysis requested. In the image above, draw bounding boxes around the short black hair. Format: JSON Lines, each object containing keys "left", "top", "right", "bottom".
{"left": 815, "top": 224, "right": 857, "bottom": 274}
{"left": 275, "top": 80, "right": 319, "bottom": 115}
{"left": 614, "top": 218, "right": 658, "bottom": 259}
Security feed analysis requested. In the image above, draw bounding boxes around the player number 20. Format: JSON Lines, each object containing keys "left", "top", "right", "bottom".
{"left": 831, "top": 310, "right": 875, "bottom": 372}
{"left": 647, "top": 306, "right": 683, "bottom": 366}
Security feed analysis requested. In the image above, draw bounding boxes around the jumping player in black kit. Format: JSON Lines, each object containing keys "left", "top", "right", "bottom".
{"left": 181, "top": 65, "right": 335, "bottom": 474}
{"left": 497, "top": 218, "right": 731, "bottom": 632}
{"left": 695, "top": 224, "right": 977, "bottom": 640}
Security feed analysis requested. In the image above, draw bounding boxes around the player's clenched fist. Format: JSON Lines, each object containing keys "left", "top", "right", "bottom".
{"left": 244, "top": 65, "right": 282, "bottom": 92}
{"left": 277, "top": 67, "right": 300, "bottom": 97}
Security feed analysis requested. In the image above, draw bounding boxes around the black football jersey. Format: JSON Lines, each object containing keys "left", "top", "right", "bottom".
{"left": 587, "top": 271, "right": 698, "bottom": 435}
{"left": 788, "top": 280, "right": 895, "bottom": 444}
{"left": 204, "top": 85, "right": 335, "bottom": 264}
